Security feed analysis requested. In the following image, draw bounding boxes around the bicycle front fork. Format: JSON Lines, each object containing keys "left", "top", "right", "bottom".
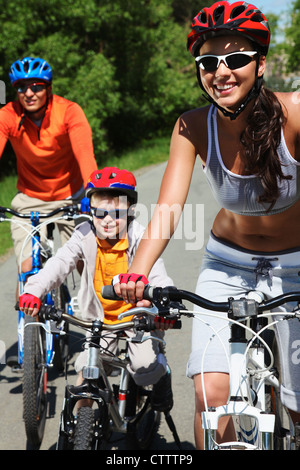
{"left": 202, "top": 405, "right": 275, "bottom": 450}
{"left": 17, "top": 292, "right": 54, "bottom": 367}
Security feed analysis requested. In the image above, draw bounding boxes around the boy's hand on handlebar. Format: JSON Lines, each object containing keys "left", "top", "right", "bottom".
{"left": 113, "top": 273, "right": 150, "bottom": 306}
{"left": 19, "top": 293, "right": 41, "bottom": 317}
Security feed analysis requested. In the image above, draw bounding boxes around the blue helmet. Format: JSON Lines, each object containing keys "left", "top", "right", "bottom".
{"left": 9, "top": 57, "right": 52, "bottom": 85}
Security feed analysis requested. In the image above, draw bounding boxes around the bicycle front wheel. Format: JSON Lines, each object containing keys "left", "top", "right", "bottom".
{"left": 125, "top": 377, "right": 161, "bottom": 450}
{"left": 52, "top": 284, "right": 70, "bottom": 372}
{"left": 73, "top": 407, "right": 98, "bottom": 450}
{"left": 23, "top": 316, "right": 47, "bottom": 448}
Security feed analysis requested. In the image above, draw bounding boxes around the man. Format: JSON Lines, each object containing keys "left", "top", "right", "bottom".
{"left": 0, "top": 56, "right": 97, "bottom": 272}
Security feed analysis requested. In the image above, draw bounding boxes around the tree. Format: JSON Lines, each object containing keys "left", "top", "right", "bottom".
{"left": 0, "top": 0, "right": 214, "bottom": 165}
{"left": 283, "top": 0, "right": 300, "bottom": 73}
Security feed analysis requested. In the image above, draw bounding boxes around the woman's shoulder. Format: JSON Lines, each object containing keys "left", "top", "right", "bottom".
{"left": 275, "top": 91, "right": 299, "bottom": 112}
{"left": 172, "top": 105, "right": 211, "bottom": 157}
{"left": 275, "top": 91, "right": 300, "bottom": 130}
{"left": 178, "top": 105, "right": 210, "bottom": 125}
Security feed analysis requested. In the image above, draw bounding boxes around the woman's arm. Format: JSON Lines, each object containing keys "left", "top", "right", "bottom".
{"left": 117, "top": 115, "right": 197, "bottom": 304}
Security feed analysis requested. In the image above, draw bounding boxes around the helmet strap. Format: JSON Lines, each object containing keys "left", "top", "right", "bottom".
{"left": 195, "top": 58, "right": 263, "bottom": 120}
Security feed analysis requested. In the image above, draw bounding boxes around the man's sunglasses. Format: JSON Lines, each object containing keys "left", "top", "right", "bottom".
{"left": 195, "top": 51, "right": 257, "bottom": 72}
{"left": 16, "top": 82, "right": 47, "bottom": 94}
{"left": 90, "top": 207, "right": 129, "bottom": 219}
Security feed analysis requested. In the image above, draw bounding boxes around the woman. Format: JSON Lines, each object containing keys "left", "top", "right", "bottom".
{"left": 114, "top": 1, "right": 300, "bottom": 448}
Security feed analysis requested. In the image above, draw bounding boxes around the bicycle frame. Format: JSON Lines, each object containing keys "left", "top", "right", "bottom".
{"left": 201, "top": 311, "right": 276, "bottom": 450}
{"left": 0, "top": 205, "right": 78, "bottom": 368}
{"left": 58, "top": 318, "right": 159, "bottom": 446}
{"left": 17, "top": 211, "right": 70, "bottom": 368}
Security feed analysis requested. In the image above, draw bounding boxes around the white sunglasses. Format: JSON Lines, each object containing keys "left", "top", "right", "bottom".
{"left": 195, "top": 51, "right": 257, "bottom": 72}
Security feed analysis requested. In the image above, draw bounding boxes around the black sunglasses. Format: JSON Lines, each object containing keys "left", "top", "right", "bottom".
{"left": 195, "top": 51, "right": 257, "bottom": 72}
{"left": 16, "top": 82, "right": 47, "bottom": 94}
{"left": 90, "top": 207, "right": 129, "bottom": 219}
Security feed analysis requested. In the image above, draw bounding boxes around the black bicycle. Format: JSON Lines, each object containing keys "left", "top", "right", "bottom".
{"left": 38, "top": 302, "right": 181, "bottom": 450}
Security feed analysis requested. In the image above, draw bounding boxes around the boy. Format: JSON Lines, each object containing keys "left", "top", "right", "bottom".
{"left": 19, "top": 167, "right": 174, "bottom": 411}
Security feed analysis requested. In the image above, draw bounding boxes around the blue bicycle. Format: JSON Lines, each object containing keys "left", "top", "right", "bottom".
{"left": 0, "top": 204, "right": 82, "bottom": 448}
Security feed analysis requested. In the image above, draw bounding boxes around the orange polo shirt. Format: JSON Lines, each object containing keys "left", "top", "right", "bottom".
{"left": 94, "top": 236, "right": 133, "bottom": 324}
{"left": 0, "top": 95, "right": 97, "bottom": 201}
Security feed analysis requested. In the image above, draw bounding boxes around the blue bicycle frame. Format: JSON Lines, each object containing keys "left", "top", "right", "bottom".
{"left": 17, "top": 211, "right": 73, "bottom": 367}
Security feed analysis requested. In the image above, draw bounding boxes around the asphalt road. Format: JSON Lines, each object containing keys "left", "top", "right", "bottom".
{"left": 0, "top": 158, "right": 219, "bottom": 451}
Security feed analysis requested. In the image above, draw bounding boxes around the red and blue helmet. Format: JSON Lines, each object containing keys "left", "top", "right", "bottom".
{"left": 187, "top": 1, "right": 270, "bottom": 57}
{"left": 9, "top": 57, "right": 52, "bottom": 85}
{"left": 86, "top": 167, "right": 138, "bottom": 204}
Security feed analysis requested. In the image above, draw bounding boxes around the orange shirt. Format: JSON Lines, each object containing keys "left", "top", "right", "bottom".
{"left": 0, "top": 95, "right": 97, "bottom": 201}
{"left": 93, "top": 236, "right": 133, "bottom": 324}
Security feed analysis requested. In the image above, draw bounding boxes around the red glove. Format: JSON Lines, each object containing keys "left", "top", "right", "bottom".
{"left": 113, "top": 273, "right": 149, "bottom": 286}
{"left": 19, "top": 293, "right": 42, "bottom": 311}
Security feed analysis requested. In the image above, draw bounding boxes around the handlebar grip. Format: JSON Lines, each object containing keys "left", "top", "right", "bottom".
{"left": 101, "top": 284, "right": 155, "bottom": 301}
{"left": 101, "top": 285, "right": 121, "bottom": 300}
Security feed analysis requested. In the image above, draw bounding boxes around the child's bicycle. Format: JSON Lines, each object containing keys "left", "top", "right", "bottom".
{"left": 0, "top": 204, "right": 82, "bottom": 449}
{"left": 103, "top": 284, "right": 300, "bottom": 450}
{"left": 37, "top": 301, "right": 182, "bottom": 450}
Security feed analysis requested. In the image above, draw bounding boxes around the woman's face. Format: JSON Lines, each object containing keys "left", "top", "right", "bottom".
{"left": 199, "top": 35, "right": 265, "bottom": 114}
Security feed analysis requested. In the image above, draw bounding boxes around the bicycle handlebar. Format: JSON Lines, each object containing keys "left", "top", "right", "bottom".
{"left": 19, "top": 302, "right": 180, "bottom": 335}
{"left": 101, "top": 284, "right": 300, "bottom": 319}
{"left": 0, "top": 204, "right": 82, "bottom": 220}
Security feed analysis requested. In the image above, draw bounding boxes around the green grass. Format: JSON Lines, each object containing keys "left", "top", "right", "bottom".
{"left": 101, "top": 136, "right": 170, "bottom": 171}
{"left": 0, "top": 136, "right": 170, "bottom": 258}
{"left": 0, "top": 174, "right": 18, "bottom": 258}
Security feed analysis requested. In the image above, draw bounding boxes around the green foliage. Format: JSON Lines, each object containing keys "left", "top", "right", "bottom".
{"left": 0, "top": 0, "right": 212, "bottom": 168}
{"left": 283, "top": 0, "right": 300, "bottom": 73}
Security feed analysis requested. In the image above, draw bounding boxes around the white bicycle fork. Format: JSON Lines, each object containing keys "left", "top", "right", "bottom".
{"left": 202, "top": 333, "right": 276, "bottom": 450}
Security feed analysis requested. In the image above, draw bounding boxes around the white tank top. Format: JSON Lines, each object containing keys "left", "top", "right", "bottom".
{"left": 203, "top": 105, "right": 300, "bottom": 216}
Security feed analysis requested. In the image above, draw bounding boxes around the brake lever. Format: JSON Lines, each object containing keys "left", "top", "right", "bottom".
{"left": 128, "top": 330, "right": 166, "bottom": 345}
{"left": 118, "top": 305, "right": 159, "bottom": 320}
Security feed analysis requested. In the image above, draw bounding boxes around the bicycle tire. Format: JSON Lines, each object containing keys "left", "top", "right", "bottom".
{"left": 264, "top": 334, "right": 293, "bottom": 450}
{"left": 73, "top": 407, "right": 95, "bottom": 450}
{"left": 23, "top": 315, "right": 47, "bottom": 448}
{"left": 125, "top": 377, "right": 161, "bottom": 450}
{"left": 52, "top": 284, "right": 70, "bottom": 372}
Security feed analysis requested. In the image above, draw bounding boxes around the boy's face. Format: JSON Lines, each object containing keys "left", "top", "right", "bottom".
{"left": 90, "top": 193, "right": 130, "bottom": 244}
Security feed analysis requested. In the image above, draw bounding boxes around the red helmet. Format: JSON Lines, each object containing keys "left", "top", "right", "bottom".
{"left": 86, "top": 167, "right": 138, "bottom": 204}
{"left": 187, "top": 1, "right": 270, "bottom": 57}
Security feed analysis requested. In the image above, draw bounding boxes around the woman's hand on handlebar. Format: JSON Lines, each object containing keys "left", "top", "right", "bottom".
{"left": 113, "top": 273, "right": 151, "bottom": 307}
{"left": 19, "top": 293, "right": 41, "bottom": 317}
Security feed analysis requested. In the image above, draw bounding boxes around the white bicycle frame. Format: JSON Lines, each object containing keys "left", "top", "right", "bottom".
{"left": 195, "top": 292, "right": 293, "bottom": 450}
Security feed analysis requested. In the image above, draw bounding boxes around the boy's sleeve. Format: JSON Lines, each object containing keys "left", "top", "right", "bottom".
{"left": 23, "top": 231, "right": 83, "bottom": 298}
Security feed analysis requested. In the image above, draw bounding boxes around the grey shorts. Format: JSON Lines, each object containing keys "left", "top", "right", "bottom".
{"left": 75, "top": 329, "right": 167, "bottom": 387}
{"left": 187, "top": 233, "right": 300, "bottom": 412}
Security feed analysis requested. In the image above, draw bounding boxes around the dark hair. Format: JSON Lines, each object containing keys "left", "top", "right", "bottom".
{"left": 240, "top": 85, "right": 290, "bottom": 210}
